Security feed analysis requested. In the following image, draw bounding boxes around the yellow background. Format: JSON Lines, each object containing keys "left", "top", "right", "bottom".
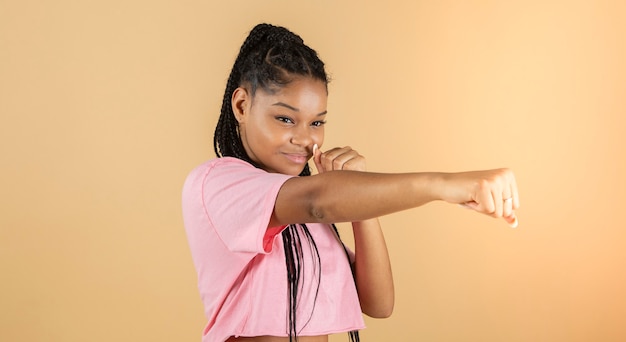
{"left": 1, "top": 1, "right": 625, "bottom": 341}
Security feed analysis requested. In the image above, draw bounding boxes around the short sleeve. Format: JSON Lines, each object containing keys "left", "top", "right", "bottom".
{"left": 201, "top": 158, "right": 294, "bottom": 254}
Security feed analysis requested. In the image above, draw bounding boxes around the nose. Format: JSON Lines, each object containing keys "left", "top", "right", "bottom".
{"left": 290, "top": 124, "right": 313, "bottom": 147}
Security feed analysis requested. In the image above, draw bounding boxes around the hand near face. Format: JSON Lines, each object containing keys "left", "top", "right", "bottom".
{"left": 312, "top": 144, "right": 366, "bottom": 173}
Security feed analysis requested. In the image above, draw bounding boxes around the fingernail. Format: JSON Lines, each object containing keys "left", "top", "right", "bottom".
{"left": 313, "top": 144, "right": 318, "bottom": 155}
{"left": 509, "top": 216, "right": 518, "bottom": 228}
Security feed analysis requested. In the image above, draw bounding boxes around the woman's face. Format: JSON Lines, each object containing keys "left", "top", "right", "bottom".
{"left": 233, "top": 77, "right": 328, "bottom": 176}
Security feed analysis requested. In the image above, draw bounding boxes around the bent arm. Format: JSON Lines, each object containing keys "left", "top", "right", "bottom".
{"left": 352, "top": 218, "right": 394, "bottom": 318}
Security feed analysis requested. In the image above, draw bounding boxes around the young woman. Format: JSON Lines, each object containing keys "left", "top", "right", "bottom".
{"left": 182, "top": 23, "right": 519, "bottom": 342}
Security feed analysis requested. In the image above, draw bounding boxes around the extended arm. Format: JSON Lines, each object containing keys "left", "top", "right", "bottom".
{"left": 270, "top": 169, "right": 443, "bottom": 226}
{"left": 270, "top": 165, "right": 519, "bottom": 227}
{"left": 271, "top": 145, "right": 519, "bottom": 319}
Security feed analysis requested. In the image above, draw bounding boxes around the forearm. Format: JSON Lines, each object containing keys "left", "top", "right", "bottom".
{"left": 352, "top": 218, "right": 394, "bottom": 318}
{"left": 273, "top": 170, "right": 444, "bottom": 226}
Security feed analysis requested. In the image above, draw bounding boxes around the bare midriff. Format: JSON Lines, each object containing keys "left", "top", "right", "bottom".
{"left": 226, "top": 335, "right": 328, "bottom": 342}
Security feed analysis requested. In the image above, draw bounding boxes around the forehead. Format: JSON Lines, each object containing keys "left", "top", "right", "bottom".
{"left": 253, "top": 78, "right": 328, "bottom": 112}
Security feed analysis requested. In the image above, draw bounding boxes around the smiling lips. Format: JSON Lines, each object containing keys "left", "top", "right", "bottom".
{"left": 283, "top": 152, "right": 310, "bottom": 164}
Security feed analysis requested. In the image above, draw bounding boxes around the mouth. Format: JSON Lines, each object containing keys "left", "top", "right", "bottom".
{"left": 283, "top": 152, "right": 310, "bottom": 164}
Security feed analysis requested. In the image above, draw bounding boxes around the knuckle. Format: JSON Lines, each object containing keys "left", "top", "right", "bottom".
{"left": 343, "top": 160, "right": 353, "bottom": 170}
{"left": 477, "top": 178, "right": 490, "bottom": 190}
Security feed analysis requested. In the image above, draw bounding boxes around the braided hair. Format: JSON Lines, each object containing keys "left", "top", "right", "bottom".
{"left": 214, "top": 24, "right": 359, "bottom": 342}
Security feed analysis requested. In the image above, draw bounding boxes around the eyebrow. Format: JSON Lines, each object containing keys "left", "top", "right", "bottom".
{"left": 272, "top": 102, "right": 327, "bottom": 116}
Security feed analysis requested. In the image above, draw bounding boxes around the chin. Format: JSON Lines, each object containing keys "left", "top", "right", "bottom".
{"left": 286, "top": 166, "right": 308, "bottom": 176}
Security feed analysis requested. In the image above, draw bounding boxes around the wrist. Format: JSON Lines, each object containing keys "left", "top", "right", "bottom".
{"left": 423, "top": 172, "right": 447, "bottom": 203}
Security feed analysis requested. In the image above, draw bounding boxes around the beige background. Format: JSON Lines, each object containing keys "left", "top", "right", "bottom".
{"left": 1, "top": 1, "right": 625, "bottom": 341}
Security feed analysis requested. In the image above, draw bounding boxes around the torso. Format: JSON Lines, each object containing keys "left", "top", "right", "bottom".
{"left": 226, "top": 336, "right": 328, "bottom": 342}
{"left": 184, "top": 159, "right": 364, "bottom": 340}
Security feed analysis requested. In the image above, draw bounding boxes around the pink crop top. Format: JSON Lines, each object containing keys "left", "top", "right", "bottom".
{"left": 182, "top": 157, "right": 365, "bottom": 342}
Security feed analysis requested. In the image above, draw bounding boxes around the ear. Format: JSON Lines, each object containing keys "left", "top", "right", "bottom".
{"left": 231, "top": 87, "right": 249, "bottom": 123}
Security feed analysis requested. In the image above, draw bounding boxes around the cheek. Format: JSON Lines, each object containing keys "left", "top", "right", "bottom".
{"left": 313, "top": 129, "right": 325, "bottom": 146}
{"left": 254, "top": 122, "right": 289, "bottom": 145}
{"left": 248, "top": 116, "right": 275, "bottom": 140}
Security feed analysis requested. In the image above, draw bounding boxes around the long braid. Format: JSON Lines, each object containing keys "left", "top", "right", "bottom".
{"left": 214, "top": 25, "right": 268, "bottom": 161}
{"left": 214, "top": 23, "right": 358, "bottom": 342}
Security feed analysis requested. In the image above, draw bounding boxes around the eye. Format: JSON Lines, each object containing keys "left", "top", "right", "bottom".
{"left": 311, "top": 120, "right": 327, "bottom": 127}
{"left": 275, "top": 116, "right": 294, "bottom": 124}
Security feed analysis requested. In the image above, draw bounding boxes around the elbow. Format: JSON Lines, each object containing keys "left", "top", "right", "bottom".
{"left": 380, "top": 304, "right": 394, "bottom": 318}
{"left": 306, "top": 177, "right": 348, "bottom": 223}
{"left": 308, "top": 195, "right": 339, "bottom": 223}
{"left": 309, "top": 203, "right": 327, "bottom": 222}
{"left": 362, "top": 298, "right": 395, "bottom": 319}
{"left": 364, "top": 303, "right": 394, "bottom": 319}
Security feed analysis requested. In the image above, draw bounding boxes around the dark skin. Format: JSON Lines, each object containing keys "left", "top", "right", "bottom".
{"left": 229, "top": 76, "right": 519, "bottom": 341}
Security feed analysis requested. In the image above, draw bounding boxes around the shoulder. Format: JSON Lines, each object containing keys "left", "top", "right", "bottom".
{"left": 183, "top": 157, "right": 296, "bottom": 203}
{"left": 184, "top": 157, "right": 294, "bottom": 194}
{"left": 185, "top": 157, "right": 257, "bottom": 182}
{"left": 183, "top": 158, "right": 246, "bottom": 195}
{"left": 191, "top": 156, "right": 254, "bottom": 173}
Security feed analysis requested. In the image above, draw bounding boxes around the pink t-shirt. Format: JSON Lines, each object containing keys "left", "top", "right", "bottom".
{"left": 182, "top": 157, "right": 365, "bottom": 342}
